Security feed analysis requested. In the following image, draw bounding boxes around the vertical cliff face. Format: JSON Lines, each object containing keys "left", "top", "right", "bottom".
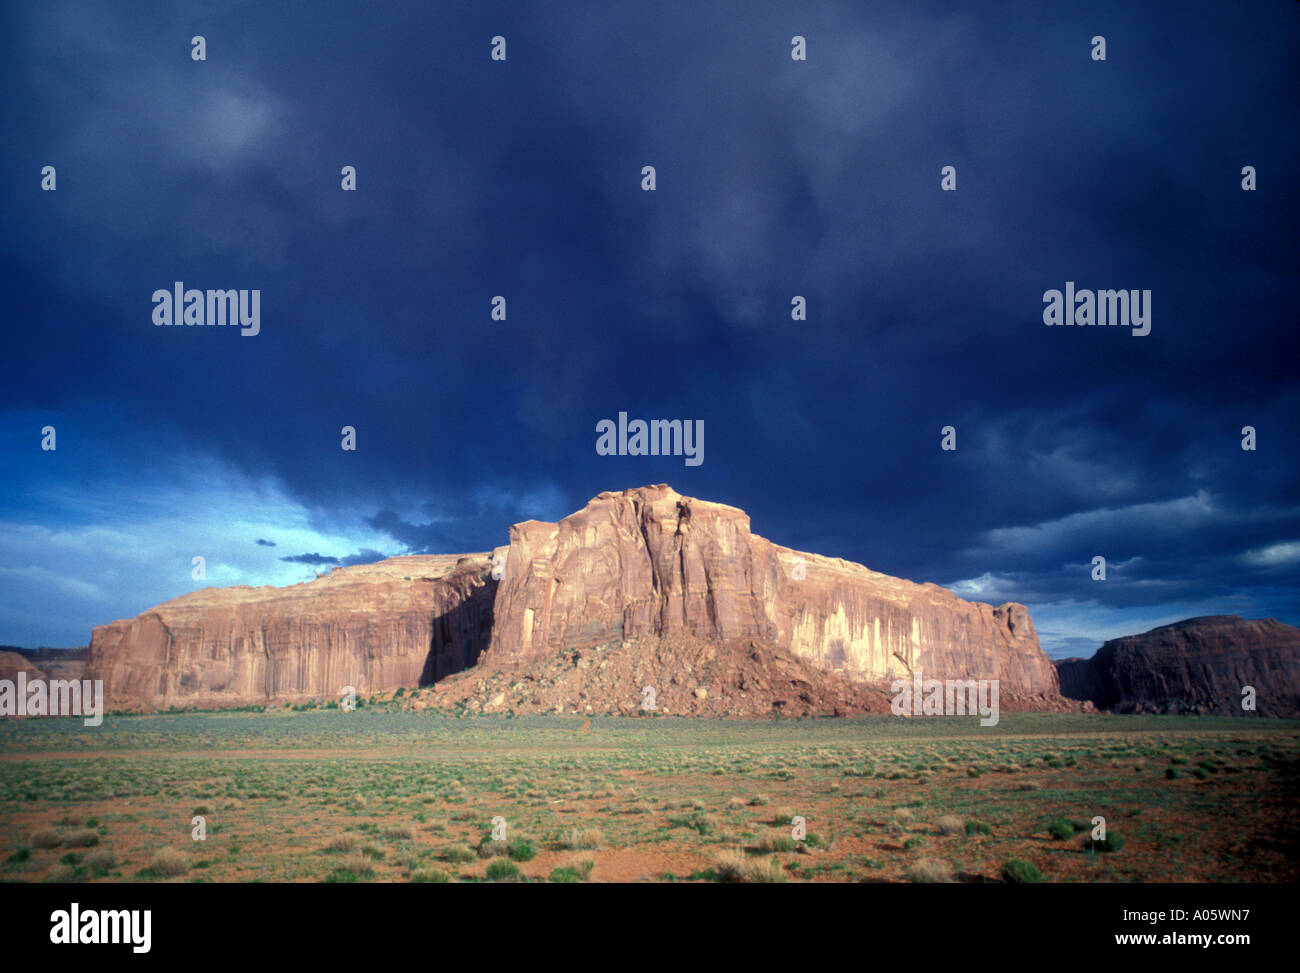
{"left": 422, "top": 558, "right": 498, "bottom": 684}
{"left": 483, "top": 485, "right": 1060, "bottom": 694}
{"left": 87, "top": 554, "right": 495, "bottom": 710}
{"left": 483, "top": 486, "right": 778, "bottom": 660}
{"left": 1055, "top": 657, "right": 1108, "bottom": 707}
{"left": 1054, "top": 615, "right": 1300, "bottom": 716}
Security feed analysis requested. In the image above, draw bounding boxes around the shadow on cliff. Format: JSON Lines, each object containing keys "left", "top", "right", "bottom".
{"left": 421, "top": 575, "right": 499, "bottom": 686}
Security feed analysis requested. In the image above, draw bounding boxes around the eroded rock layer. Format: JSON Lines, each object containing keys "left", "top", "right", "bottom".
{"left": 484, "top": 486, "right": 1059, "bottom": 694}
{"left": 87, "top": 555, "right": 494, "bottom": 710}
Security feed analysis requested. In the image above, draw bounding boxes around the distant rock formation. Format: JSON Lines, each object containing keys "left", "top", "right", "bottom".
{"left": 88, "top": 555, "right": 496, "bottom": 711}
{"left": 1054, "top": 616, "right": 1300, "bottom": 717}
{"left": 3, "top": 647, "right": 89, "bottom": 683}
{"left": 0, "top": 651, "right": 47, "bottom": 684}
{"left": 86, "top": 484, "right": 1066, "bottom": 712}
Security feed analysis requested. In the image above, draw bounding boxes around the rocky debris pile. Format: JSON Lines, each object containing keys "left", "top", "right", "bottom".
{"left": 403, "top": 634, "right": 895, "bottom": 718}
{"left": 401, "top": 634, "right": 1090, "bottom": 719}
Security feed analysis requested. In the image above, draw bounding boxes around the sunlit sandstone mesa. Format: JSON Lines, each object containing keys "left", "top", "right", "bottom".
{"left": 86, "top": 485, "right": 1062, "bottom": 712}
{"left": 484, "top": 486, "right": 1056, "bottom": 691}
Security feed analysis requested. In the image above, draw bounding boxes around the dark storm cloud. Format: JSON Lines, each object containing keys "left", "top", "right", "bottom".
{"left": 340, "top": 548, "right": 387, "bottom": 567}
{"left": 279, "top": 552, "right": 340, "bottom": 567}
{"left": 1, "top": 0, "right": 1296, "bottom": 648}
{"left": 280, "top": 548, "right": 387, "bottom": 568}
{"left": 364, "top": 511, "right": 445, "bottom": 555}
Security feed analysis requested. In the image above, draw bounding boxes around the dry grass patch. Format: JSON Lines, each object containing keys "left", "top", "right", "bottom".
{"left": 714, "top": 849, "right": 787, "bottom": 883}
{"left": 30, "top": 828, "right": 62, "bottom": 849}
{"left": 337, "top": 851, "right": 375, "bottom": 879}
{"left": 757, "top": 830, "right": 799, "bottom": 854}
{"left": 148, "top": 847, "right": 189, "bottom": 878}
{"left": 83, "top": 849, "right": 117, "bottom": 873}
{"left": 934, "top": 815, "right": 964, "bottom": 836}
{"left": 905, "top": 859, "right": 955, "bottom": 883}
{"left": 560, "top": 828, "right": 602, "bottom": 850}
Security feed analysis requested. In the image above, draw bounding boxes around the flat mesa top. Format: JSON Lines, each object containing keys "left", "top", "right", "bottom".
{"left": 143, "top": 553, "right": 490, "bottom": 614}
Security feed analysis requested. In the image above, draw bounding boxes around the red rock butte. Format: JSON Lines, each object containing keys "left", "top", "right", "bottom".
{"left": 87, "top": 484, "right": 1063, "bottom": 712}
{"left": 1055, "top": 615, "right": 1300, "bottom": 717}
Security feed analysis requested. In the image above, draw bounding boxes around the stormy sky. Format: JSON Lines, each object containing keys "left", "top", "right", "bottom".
{"left": 2, "top": 0, "right": 1297, "bottom": 657}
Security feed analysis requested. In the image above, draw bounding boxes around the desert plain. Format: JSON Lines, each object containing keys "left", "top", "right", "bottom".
{"left": 1, "top": 707, "right": 1296, "bottom": 884}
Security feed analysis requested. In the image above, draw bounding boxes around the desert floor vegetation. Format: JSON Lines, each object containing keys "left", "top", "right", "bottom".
{"left": 0, "top": 712, "right": 1294, "bottom": 882}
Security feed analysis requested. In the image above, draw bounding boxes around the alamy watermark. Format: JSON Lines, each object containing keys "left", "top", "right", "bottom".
{"left": 596, "top": 412, "right": 703, "bottom": 467}
{"left": 890, "top": 672, "right": 999, "bottom": 727}
{"left": 152, "top": 282, "right": 260, "bottom": 336}
{"left": 1043, "top": 282, "right": 1150, "bottom": 336}
{"left": 0, "top": 674, "right": 104, "bottom": 726}
{"left": 50, "top": 903, "right": 150, "bottom": 953}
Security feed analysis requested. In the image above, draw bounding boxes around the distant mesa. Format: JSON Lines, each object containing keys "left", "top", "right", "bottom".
{"left": 0, "top": 646, "right": 88, "bottom": 684}
{"left": 0, "top": 651, "right": 47, "bottom": 684}
{"left": 1054, "top": 616, "right": 1300, "bottom": 717}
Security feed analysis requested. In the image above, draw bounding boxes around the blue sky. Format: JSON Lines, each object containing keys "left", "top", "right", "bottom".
{"left": 2, "top": 0, "right": 1297, "bottom": 657}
